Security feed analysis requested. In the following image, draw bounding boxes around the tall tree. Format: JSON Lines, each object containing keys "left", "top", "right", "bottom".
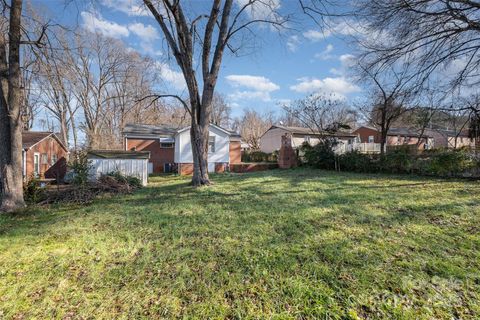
{"left": 359, "top": 64, "right": 416, "bottom": 155}
{"left": 355, "top": 0, "right": 480, "bottom": 91}
{"left": 143, "top": 0, "right": 288, "bottom": 186}
{"left": 211, "top": 93, "right": 231, "bottom": 128}
{"left": 234, "top": 108, "right": 274, "bottom": 150}
{"left": 0, "top": 0, "right": 26, "bottom": 211}
{"left": 283, "top": 93, "right": 357, "bottom": 134}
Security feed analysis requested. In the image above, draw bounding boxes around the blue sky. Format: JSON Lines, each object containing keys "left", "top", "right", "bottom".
{"left": 36, "top": 0, "right": 362, "bottom": 118}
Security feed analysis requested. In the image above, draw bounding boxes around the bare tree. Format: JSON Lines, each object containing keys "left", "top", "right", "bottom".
{"left": 143, "top": 0, "right": 289, "bottom": 186}
{"left": 0, "top": 0, "right": 26, "bottom": 211}
{"left": 211, "top": 93, "right": 231, "bottom": 128}
{"left": 283, "top": 93, "right": 357, "bottom": 134}
{"left": 234, "top": 108, "right": 274, "bottom": 150}
{"left": 354, "top": 0, "right": 480, "bottom": 91}
{"left": 359, "top": 64, "right": 416, "bottom": 155}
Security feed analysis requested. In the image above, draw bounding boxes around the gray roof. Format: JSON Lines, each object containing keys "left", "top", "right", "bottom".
{"left": 388, "top": 127, "right": 432, "bottom": 138}
{"left": 271, "top": 125, "right": 356, "bottom": 137}
{"left": 123, "top": 123, "right": 180, "bottom": 136}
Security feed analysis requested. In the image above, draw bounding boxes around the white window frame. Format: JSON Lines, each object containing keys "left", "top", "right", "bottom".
{"left": 208, "top": 136, "right": 216, "bottom": 153}
{"left": 33, "top": 152, "right": 40, "bottom": 177}
{"left": 51, "top": 154, "right": 58, "bottom": 166}
{"left": 368, "top": 135, "right": 374, "bottom": 143}
{"left": 304, "top": 135, "right": 311, "bottom": 143}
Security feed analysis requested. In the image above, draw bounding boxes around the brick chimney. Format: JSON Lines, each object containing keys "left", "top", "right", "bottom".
{"left": 278, "top": 133, "right": 297, "bottom": 169}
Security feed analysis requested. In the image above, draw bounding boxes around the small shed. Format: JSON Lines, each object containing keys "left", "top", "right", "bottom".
{"left": 87, "top": 150, "right": 150, "bottom": 186}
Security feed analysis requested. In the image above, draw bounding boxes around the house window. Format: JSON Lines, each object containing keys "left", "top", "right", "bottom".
{"left": 304, "top": 135, "right": 311, "bottom": 143}
{"left": 160, "top": 143, "right": 174, "bottom": 148}
{"left": 208, "top": 136, "right": 216, "bottom": 153}
{"left": 51, "top": 154, "right": 58, "bottom": 166}
{"left": 41, "top": 153, "right": 48, "bottom": 165}
{"left": 368, "top": 135, "right": 374, "bottom": 143}
{"left": 33, "top": 153, "right": 40, "bottom": 177}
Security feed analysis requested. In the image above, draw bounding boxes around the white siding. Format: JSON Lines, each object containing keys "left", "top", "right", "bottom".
{"left": 259, "top": 128, "right": 288, "bottom": 153}
{"left": 88, "top": 158, "right": 149, "bottom": 186}
{"left": 174, "top": 126, "right": 230, "bottom": 163}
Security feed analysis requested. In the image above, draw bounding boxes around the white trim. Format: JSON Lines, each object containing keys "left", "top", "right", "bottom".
{"left": 25, "top": 133, "right": 68, "bottom": 152}
{"left": 176, "top": 123, "right": 233, "bottom": 136}
{"left": 22, "top": 150, "right": 27, "bottom": 180}
{"left": 33, "top": 152, "right": 40, "bottom": 178}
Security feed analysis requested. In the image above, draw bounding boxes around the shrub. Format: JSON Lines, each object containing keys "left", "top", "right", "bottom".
{"left": 242, "top": 150, "right": 277, "bottom": 162}
{"left": 380, "top": 148, "right": 414, "bottom": 174}
{"left": 338, "top": 150, "right": 374, "bottom": 173}
{"left": 421, "top": 149, "right": 476, "bottom": 176}
{"left": 68, "top": 151, "right": 91, "bottom": 186}
{"left": 300, "top": 139, "right": 337, "bottom": 170}
{"left": 23, "top": 177, "right": 46, "bottom": 204}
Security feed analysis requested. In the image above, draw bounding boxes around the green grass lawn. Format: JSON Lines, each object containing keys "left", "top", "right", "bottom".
{"left": 1, "top": 169, "right": 479, "bottom": 319}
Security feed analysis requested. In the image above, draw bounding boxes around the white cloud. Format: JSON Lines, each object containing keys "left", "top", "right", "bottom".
{"left": 314, "top": 44, "right": 334, "bottom": 60}
{"left": 81, "top": 11, "right": 130, "bottom": 38}
{"left": 303, "top": 20, "right": 364, "bottom": 42}
{"left": 287, "top": 35, "right": 300, "bottom": 52}
{"left": 290, "top": 76, "right": 360, "bottom": 98}
{"left": 330, "top": 54, "right": 356, "bottom": 76}
{"left": 226, "top": 75, "right": 280, "bottom": 92}
{"left": 235, "top": 0, "right": 281, "bottom": 20}
{"left": 303, "top": 29, "right": 325, "bottom": 42}
{"left": 226, "top": 74, "right": 280, "bottom": 102}
{"left": 156, "top": 62, "right": 186, "bottom": 91}
{"left": 101, "top": 0, "right": 151, "bottom": 16}
{"left": 128, "top": 23, "right": 159, "bottom": 42}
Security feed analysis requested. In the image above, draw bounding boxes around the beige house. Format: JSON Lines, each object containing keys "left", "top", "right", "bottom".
{"left": 425, "top": 129, "right": 475, "bottom": 149}
{"left": 259, "top": 125, "right": 357, "bottom": 153}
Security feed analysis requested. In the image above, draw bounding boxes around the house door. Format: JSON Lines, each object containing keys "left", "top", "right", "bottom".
{"left": 33, "top": 153, "right": 40, "bottom": 177}
{"left": 208, "top": 162, "right": 215, "bottom": 173}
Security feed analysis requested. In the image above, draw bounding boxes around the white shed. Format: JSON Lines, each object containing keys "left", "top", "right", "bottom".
{"left": 87, "top": 150, "right": 150, "bottom": 186}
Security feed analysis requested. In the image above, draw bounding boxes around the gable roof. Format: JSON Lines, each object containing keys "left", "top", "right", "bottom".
{"left": 267, "top": 125, "right": 356, "bottom": 137}
{"left": 22, "top": 131, "right": 68, "bottom": 151}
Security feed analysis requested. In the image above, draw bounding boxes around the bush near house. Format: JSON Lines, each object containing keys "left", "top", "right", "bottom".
{"left": 302, "top": 142, "right": 479, "bottom": 178}
{"left": 241, "top": 150, "right": 277, "bottom": 163}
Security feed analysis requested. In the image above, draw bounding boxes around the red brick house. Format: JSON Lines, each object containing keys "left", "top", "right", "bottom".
{"left": 353, "top": 126, "right": 434, "bottom": 150}
{"left": 22, "top": 131, "right": 69, "bottom": 181}
{"left": 123, "top": 123, "right": 241, "bottom": 175}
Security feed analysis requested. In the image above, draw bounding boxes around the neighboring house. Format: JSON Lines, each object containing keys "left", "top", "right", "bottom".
{"left": 22, "top": 131, "right": 69, "bottom": 181}
{"left": 259, "top": 125, "right": 357, "bottom": 153}
{"left": 425, "top": 129, "right": 475, "bottom": 149}
{"left": 123, "top": 123, "right": 242, "bottom": 175}
{"left": 354, "top": 126, "right": 434, "bottom": 150}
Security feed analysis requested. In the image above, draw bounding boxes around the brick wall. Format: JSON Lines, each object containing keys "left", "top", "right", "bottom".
{"left": 126, "top": 138, "right": 174, "bottom": 173}
{"left": 278, "top": 134, "right": 297, "bottom": 169}
{"left": 25, "top": 136, "right": 68, "bottom": 180}
{"left": 229, "top": 141, "right": 241, "bottom": 164}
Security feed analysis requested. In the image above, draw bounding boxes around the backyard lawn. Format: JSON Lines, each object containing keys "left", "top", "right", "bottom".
{"left": 0, "top": 169, "right": 479, "bottom": 319}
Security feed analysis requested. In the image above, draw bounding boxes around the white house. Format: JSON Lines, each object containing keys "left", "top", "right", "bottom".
{"left": 123, "top": 123, "right": 242, "bottom": 175}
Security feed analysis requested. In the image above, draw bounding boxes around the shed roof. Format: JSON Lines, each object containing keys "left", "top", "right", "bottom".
{"left": 87, "top": 150, "right": 150, "bottom": 159}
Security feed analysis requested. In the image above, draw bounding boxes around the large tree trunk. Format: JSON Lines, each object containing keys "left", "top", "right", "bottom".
{"left": 0, "top": 0, "right": 26, "bottom": 212}
{"left": 190, "top": 122, "right": 210, "bottom": 186}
